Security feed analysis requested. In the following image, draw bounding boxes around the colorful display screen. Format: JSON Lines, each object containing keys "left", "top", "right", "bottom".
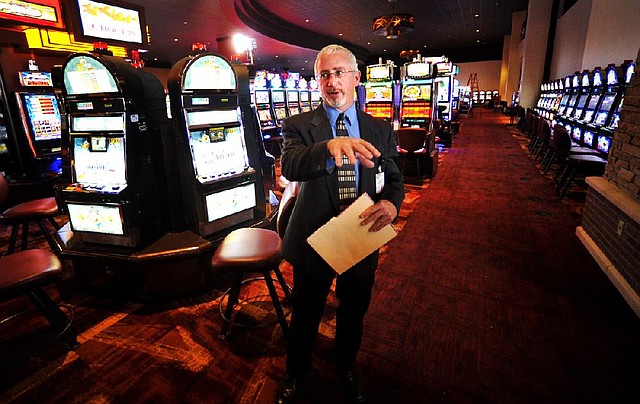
{"left": 583, "top": 130, "right": 594, "bottom": 147}
{"left": 583, "top": 95, "right": 601, "bottom": 122}
{"left": 597, "top": 135, "right": 612, "bottom": 154}
{"left": 367, "top": 65, "right": 391, "bottom": 81}
{"left": 287, "top": 90, "right": 299, "bottom": 102}
{"left": 310, "top": 91, "right": 321, "bottom": 102}
{"left": 64, "top": 56, "right": 119, "bottom": 95}
{"left": 18, "top": 93, "right": 62, "bottom": 141}
{"left": 255, "top": 90, "right": 269, "bottom": 104}
{"left": 19, "top": 71, "right": 53, "bottom": 87}
{"left": 77, "top": 0, "right": 144, "bottom": 44}
{"left": 365, "top": 103, "right": 392, "bottom": 119}
{"left": 186, "top": 109, "right": 238, "bottom": 127}
{"left": 609, "top": 96, "right": 624, "bottom": 129}
{"left": 184, "top": 55, "right": 236, "bottom": 91}
{"left": 274, "top": 108, "right": 287, "bottom": 121}
{"left": 594, "top": 94, "right": 616, "bottom": 125}
{"left": 257, "top": 109, "right": 273, "bottom": 123}
{"left": 366, "top": 84, "right": 392, "bottom": 102}
{"left": 72, "top": 136, "right": 126, "bottom": 185}
{"left": 571, "top": 126, "right": 582, "bottom": 141}
{"left": 271, "top": 90, "right": 285, "bottom": 103}
{"left": 189, "top": 125, "right": 248, "bottom": 182}
{"left": 67, "top": 203, "right": 124, "bottom": 235}
{"left": 402, "top": 85, "right": 431, "bottom": 101}
{"left": 205, "top": 183, "right": 256, "bottom": 222}
{"left": 406, "top": 62, "right": 430, "bottom": 78}
{"left": 300, "top": 91, "right": 310, "bottom": 102}
{"left": 401, "top": 102, "right": 430, "bottom": 118}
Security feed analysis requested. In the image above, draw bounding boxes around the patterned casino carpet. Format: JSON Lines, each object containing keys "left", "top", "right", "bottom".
{"left": 1, "top": 113, "right": 639, "bottom": 403}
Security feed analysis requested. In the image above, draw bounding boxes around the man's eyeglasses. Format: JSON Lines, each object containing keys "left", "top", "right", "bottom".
{"left": 316, "top": 70, "right": 357, "bottom": 81}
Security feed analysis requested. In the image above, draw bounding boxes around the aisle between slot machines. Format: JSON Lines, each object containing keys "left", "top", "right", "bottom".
{"left": 54, "top": 51, "right": 213, "bottom": 299}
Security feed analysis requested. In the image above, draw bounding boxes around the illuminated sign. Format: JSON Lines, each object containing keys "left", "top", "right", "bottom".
{"left": 75, "top": 0, "right": 146, "bottom": 45}
{"left": 0, "top": 0, "right": 64, "bottom": 29}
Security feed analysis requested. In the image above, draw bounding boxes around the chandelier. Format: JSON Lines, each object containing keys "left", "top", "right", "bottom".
{"left": 372, "top": 0, "right": 415, "bottom": 40}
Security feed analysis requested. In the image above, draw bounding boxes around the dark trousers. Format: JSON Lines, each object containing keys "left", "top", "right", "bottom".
{"left": 285, "top": 255, "right": 376, "bottom": 376}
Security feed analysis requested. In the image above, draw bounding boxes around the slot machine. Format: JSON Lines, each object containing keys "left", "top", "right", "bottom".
{"left": 168, "top": 52, "right": 267, "bottom": 237}
{"left": 399, "top": 60, "right": 433, "bottom": 128}
{"left": 433, "top": 60, "right": 458, "bottom": 121}
{"left": 309, "top": 78, "right": 321, "bottom": 108}
{"left": 299, "top": 78, "right": 311, "bottom": 113}
{"left": 364, "top": 63, "right": 395, "bottom": 123}
{"left": 593, "top": 60, "right": 635, "bottom": 157}
{"left": 269, "top": 78, "right": 288, "bottom": 128}
{"left": 0, "top": 65, "right": 20, "bottom": 176}
{"left": 253, "top": 72, "right": 278, "bottom": 137}
{"left": 568, "top": 70, "right": 592, "bottom": 123}
{"left": 59, "top": 52, "right": 168, "bottom": 248}
{"left": 285, "top": 88, "right": 301, "bottom": 117}
{"left": 13, "top": 68, "right": 64, "bottom": 177}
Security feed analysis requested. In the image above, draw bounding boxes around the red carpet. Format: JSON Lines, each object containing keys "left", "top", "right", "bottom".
{"left": 1, "top": 112, "right": 638, "bottom": 403}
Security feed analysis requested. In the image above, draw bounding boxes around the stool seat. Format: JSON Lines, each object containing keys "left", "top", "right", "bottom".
{"left": 0, "top": 249, "right": 79, "bottom": 351}
{"left": 212, "top": 228, "right": 281, "bottom": 271}
{"left": 1, "top": 197, "right": 58, "bottom": 223}
{"left": 0, "top": 250, "right": 62, "bottom": 299}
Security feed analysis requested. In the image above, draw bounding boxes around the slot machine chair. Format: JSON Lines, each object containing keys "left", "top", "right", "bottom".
{"left": 0, "top": 249, "right": 79, "bottom": 353}
{"left": 0, "top": 173, "right": 61, "bottom": 255}
{"left": 530, "top": 119, "right": 551, "bottom": 161}
{"left": 213, "top": 181, "right": 299, "bottom": 339}
{"left": 546, "top": 126, "right": 607, "bottom": 198}
{"left": 396, "top": 128, "right": 436, "bottom": 178}
{"left": 541, "top": 125, "right": 598, "bottom": 174}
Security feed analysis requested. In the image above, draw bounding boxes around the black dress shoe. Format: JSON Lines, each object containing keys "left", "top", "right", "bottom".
{"left": 340, "top": 368, "right": 366, "bottom": 403}
{"left": 275, "top": 373, "right": 304, "bottom": 404}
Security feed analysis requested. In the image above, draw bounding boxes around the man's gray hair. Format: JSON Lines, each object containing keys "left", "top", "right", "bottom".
{"left": 314, "top": 45, "right": 358, "bottom": 76}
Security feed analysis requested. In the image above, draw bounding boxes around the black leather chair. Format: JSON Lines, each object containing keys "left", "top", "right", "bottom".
{"left": 213, "top": 181, "right": 299, "bottom": 339}
{"left": 0, "top": 174, "right": 61, "bottom": 255}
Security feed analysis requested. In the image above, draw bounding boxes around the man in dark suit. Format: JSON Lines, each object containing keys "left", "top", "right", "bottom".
{"left": 276, "top": 45, "right": 404, "bottom": 403}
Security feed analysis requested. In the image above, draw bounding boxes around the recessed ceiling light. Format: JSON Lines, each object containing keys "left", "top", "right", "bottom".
{"left": 367, "top": 42, "right": 371, "bottom": 45}
{"left": 183, "top": 21, "right": 187, "bottom": 25}
{"left": 477, "top": 39, "right": 481, "bottom": 43}
{"left": 174, "top": 38, "right": 178, "bottom": 42}
{"left": 474, "top": 14, "right": 479, "bottom": 17}
{"left": 476, "top": 29, "right": 480, "bottom": 32}
{"left": 154, "top": 57, "right": 158, "bottom": 60}
{"left": 275, "top": 55, "right": 278, "bottom": 58}
{"left": 339, "top": 33, "right": 343, "bottom": 36}
{"left": 305, "top": 19, "right": 309, "bottom": 23}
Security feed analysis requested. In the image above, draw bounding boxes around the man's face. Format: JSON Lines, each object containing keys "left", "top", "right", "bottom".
{"left": 316, "top": 52, "right": 361, "bottom": 111}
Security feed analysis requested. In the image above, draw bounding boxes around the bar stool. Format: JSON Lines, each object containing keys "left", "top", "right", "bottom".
{"left": 0, "top": 174, "right": 61, "bottom": 255}
{"left": 213, "top": 182, "right": 298, "bottom": 339}
{"left": 0, "top": 249, "right": 79, "bottom": 353}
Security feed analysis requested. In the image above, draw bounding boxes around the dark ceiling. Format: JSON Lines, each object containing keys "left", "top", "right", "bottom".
{"left": 136, "top": 0, "right": 528, "bottom": 74}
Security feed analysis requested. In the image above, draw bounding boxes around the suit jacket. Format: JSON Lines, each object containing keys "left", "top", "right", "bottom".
{"left": 280, "top": 105, "right": 404, "bottom": 278}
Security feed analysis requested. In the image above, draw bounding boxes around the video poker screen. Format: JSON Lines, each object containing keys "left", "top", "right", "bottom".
{"left": 255, "top": 90, "right": 270, "bottom": 104}
{"left": 17, "top": 93, "right": 62, "bottom": 141}
{"left": 72, "top": 136, "right": 126, "bottom": 185}
{"left": 67, "top": 203, "right": 124, "bottom": 235}
{"left": 594, "top": 94, "right": 616, "bottom": 125}
{"left": 189, "top": 125, "right": 248, "bottom": 182}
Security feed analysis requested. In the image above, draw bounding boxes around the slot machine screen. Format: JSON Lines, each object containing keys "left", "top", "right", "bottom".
{"left": 17, "top": 93, "right": 62, "bottom": 141}
{"left": 406, "top": 62, "right": 430, "bottom": 78}
{"left": 72, "top": 114, "right": 125, "bottom": 132}
{"left": 186, "top": 109, "right": 238, "bottom": 126}
{"left": 367, "top": 65, "right": 392, "bottom": 81}
{"left": 402, "top": 85, "right": 431, "bottom": 101}
{"left": 289, "top": 107, "right": 300, "bottom": 116}
{"left": 188, "top": 125, "right": 248, "bottom": 182}
{"left": 366, "top": 85, "right": 392, "bottom": 102}
{"left": 72, "top": 136, "right": 126, "bottom": 185}
{"left": 436, "top": 79, "right": 450, "bottom": 102}
{"left": 609, "top": 96, "right": 624, "bottom": 129}
{"left": 257, "top": 109, "right": 272, "bottom": 123}
{"left": 572, "top": 96, "right": 587, "bottom": 118}
{"left": 300, "top": 91, "right": 310, "bottom": 102}
{"left": 64, "top": 56, "right": 119, "bottom": 95}
{"left": 255, "top": 90, "right": 269, "bottom": 104}
{"left": 287, "top": 91, "right": 299, "bottom": 102}
{"left": 67, "top": 203, "right": 125, "bottom": 235}
{"left": 571, "top": 126, "right": 582, "bottom": 141}
{"left": 274, "top": 108, "right": 287, "bottom": 120}
{"left": 311, "top": 91, "right": 321, "bottom": 102}
{"left": 272, "top": 91, "right": 285, "bottom": 103}
{"left": 184, "top": 55, "right": 236, "bottom": 91}
{"left": 583, "top": 96, "right": 600, "bottom": 122}
{"left": 597, "top": 135, "right": 611, "bottom": 154}
{"left": 594, "top": 94, "right": 615, "bottom": 125}
{"left": 583, "top": 130, "right": 594, "bottom": 147}
{"left": 564, "top": 94, "right": 577, "bottom": 115}
{"left": 205, "top": 183, "right": 256, "bottom": 222}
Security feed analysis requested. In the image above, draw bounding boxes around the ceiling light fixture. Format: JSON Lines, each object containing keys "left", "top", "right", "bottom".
{"left": 372, "top": 0, "right": 414, "bottom": 40}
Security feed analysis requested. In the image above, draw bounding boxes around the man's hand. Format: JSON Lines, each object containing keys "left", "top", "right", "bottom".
{"left": 328, "top": 137, "right": 380, "bottom": 169}
{"left": 359, "top": 199, "right": 397, "bottom": 232}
